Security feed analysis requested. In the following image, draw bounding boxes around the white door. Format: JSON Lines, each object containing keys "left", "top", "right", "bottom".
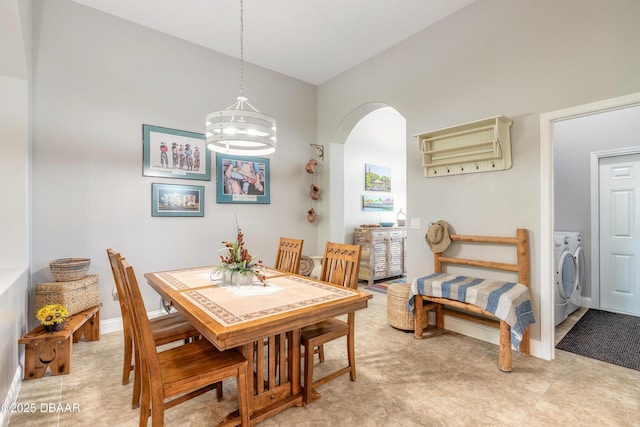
{"left": 599, "top": 153, "right": 640, "bottom": 315}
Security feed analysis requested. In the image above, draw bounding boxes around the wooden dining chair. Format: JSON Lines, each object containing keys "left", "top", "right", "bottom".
{"left": 301, "top": 242, "right": 362, "bottom": 405}
{"left": 106, "top": 249, "right": 202, "bottom": 408}
{"left": 119, "top": 257, "right": 250, "bottom": 427}
{"left": 274, "top": 237, "right": 304, "bottom": 274}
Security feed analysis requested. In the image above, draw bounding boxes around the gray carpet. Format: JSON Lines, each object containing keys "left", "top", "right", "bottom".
{"left": 556, "top": 309, "right": 640, "bottom": 371}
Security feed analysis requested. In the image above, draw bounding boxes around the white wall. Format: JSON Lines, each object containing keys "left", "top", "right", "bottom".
{"left": 554, "top": 105, "right": 640, "bottom": 299}
{"left": 0, "top": 76, "right": 28, "bottom": 419}
{"left": 0, "top": 0, "right": 31, "bottom": 421}
{"left": 0, "top": 76, "right": 28, "bottom": 269}
{"left": 317, "top": 0, "right": 640, "bottom": 357}
{"left": 30, "top": 1, "right": 318, "bottom": 323}
{"left": 343, "top": 107, "right": 406, "bottom": 243}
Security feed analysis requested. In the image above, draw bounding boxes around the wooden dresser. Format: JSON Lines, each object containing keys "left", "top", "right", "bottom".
{"left": 354, "top": 227, "right": 407, "bottom": 285}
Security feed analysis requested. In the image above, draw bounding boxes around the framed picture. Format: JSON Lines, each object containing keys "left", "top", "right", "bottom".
{"left": 151, "top": 183, "right": 204, "bottom": 217}
{"left": 362, "top": 195, "right": 394, "bottom": 211}
{"left": 143, "top": 124, "right": 211, "bottom": 181}
{"left": 216, "top": 154, "right": 270, "bottom": 204}
{"left": 365, "top": 163, "right": 391, "bottom": 192}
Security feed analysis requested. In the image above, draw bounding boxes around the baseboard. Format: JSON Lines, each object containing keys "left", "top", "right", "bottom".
{"left": 0, "top": 367, "right": 23, "bottom": 427}
{"left": 442, "top": 314, "right": 544, "bottom": 359}
{"left": 443, "top": 314, "right": 500, "bottom": 346}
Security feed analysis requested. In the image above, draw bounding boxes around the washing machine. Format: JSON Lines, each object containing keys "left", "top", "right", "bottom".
{"left": 557, "top": 231, "right": 585, "bottom": 314}
{"left": 554, "top": 233, "right": 578, "bottom": 326}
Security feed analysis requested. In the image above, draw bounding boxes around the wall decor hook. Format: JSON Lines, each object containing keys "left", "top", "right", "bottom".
{"left": 309, "top": 143, "right": 324, "bottom": 161}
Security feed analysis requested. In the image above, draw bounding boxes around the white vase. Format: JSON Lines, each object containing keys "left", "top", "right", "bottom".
{"left": 219, "top": 270, "right": 252, "bottom": 286}
{"left": 231, "top": 271, "right": 253, "bottom": 286}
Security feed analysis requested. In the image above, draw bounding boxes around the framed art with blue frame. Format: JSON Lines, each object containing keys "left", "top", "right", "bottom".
{"left": 151, "top": 183, "right": 204, "bottom": 217}
{"left": 143, "top": 124, "right": 211, "bottom": 181}
{"left": 216, "top": 153, "right": 270, "bottom": 204}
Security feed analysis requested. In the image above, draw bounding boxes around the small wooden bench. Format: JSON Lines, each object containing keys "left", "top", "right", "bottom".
{"left": 19, "top": 305, "right": 101, "bottom": 379}
{"left": 412, "top": 229, "right": 532, "bottom": 372}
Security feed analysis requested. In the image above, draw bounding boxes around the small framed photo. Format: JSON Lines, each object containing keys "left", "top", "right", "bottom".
{"left": 151, "top": 183, "right": 204, "bottom": 217}
{"left": 143, "top": 124, "right": 211, "bottom": 181}
{"left": 362, "top": 195, "right": 394, "bottom": 211}
{"left": 216, "top": 154, "right": 270, "bottom": 204}
{"left": 365, "top": 163, "right": 391, "bottom": 192}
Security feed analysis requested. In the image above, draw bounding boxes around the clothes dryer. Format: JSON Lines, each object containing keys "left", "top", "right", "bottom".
{"left": 554, "top": 233, "right": 578, "bottom": 326}
{"left": 557, "top": 231, "right": 585, "bottom": 314}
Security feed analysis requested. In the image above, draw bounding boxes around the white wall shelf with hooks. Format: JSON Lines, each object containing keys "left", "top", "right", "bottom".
{"left": 415, "top": 115, "right": 512, "bottom": 177}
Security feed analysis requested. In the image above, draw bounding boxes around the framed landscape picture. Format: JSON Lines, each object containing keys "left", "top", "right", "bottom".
{"left": 143, "top": 124, "right": 211, "bottom": 181}
{"left": 216, "top": 154, "right": 270, "bottom": 204}
{"left": 151, "top": 183, "right": 204, "bottom": 217}
{"left": 365, "top": 163, "right": 391, "bottom": 192}
{"left": 362, "top": 195, "right": 394, "bottom": 211}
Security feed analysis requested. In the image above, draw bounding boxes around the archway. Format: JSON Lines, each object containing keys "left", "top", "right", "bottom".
{"left": 327, "top": 103, "right": 406, "bottom": 247}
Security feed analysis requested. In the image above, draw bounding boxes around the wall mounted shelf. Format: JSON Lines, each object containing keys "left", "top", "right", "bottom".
{"left": 415, "top": 115, "right": 512, "bottom": 177}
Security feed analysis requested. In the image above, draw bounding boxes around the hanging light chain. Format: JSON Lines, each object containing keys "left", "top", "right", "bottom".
{"left": 239, "top": 0, "right": 245, "bottom": 97}
{"left": 205, "top": 0, "right": 277, "bottom": 155}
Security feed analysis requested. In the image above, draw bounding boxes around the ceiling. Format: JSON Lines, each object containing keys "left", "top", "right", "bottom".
{"left": 71, "top": 0, "right": 475, "bottom": 85}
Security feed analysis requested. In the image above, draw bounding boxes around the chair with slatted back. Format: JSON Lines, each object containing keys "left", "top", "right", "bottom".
{"left": 106, "top": 249, "right": 203, "bottom": 409}
{"left": 301, "top": 242, "right": 362, "bottom": 405}
{"left": 119, "top": 257, "right": 250, "bottom": 427}
{"left": 274, "top": 237, "right": 304, "bottom": 274}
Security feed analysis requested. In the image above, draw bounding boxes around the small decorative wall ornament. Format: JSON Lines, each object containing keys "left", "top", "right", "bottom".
{"left": 307, "top": 208, "right": 317, "bottom": 223}
{"left": 305, "top": 159, "right": 318, "bottom": 174}
{"left": 306, "top": 143, "right": 323, "bottom": 223}
{"left": 309, "top": 143, "right": 324, "bottom": 161}
{"left": 310, "top": 184, "right": 320, "bottom": 200}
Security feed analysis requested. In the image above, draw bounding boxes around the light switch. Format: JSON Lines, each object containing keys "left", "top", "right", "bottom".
{"left": 410, "top": 218, "right": 421, "bottom": 229}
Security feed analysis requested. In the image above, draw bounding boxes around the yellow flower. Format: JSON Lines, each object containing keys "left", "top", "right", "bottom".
{"left": 36, "top": 304, "right": 70, "bottom": 326}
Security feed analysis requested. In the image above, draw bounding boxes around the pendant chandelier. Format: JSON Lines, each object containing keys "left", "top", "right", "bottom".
{"left": 206, "top": 0, "right": 277, "bottom": 156}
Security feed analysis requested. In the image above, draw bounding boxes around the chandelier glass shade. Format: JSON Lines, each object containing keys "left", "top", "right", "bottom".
{"left": 206, "top": 0, "right": 277, "bottom": 156}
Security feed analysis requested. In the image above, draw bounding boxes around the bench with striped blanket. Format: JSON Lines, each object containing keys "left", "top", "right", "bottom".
{"left": 410, "top": 228, "right": 534, "bottom": 372}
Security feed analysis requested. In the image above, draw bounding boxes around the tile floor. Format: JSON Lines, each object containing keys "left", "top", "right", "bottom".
{"left": 9, "top": 289, "right": 640, "bottom": 426}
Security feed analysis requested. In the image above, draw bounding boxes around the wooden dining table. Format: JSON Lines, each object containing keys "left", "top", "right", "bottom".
{"left": 144, "top": 266, "right": 371, "bottom": 425}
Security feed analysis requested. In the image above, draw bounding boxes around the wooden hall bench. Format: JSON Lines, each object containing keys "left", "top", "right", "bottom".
{"left": 19, "top": 305, "right": 101, "bottom": 379}
{"left": 410, "top": 228, "right": 534, "bottom": 372}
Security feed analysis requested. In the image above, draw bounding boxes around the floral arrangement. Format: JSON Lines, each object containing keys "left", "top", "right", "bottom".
{"left": 36, "top": 304, "right": 69, "bottom": 326}
{"left": 215, "top": 224, "right": 266, "bottom": 285}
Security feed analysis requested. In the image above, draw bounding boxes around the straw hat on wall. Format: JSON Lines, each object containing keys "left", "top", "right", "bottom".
{"left": 425, "top": 220, "right": 451, "bottom": 253}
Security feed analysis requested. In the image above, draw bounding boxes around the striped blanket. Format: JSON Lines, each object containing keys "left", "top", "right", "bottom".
{"left": 408, "top": 273, "right": 535, "bottom": 351}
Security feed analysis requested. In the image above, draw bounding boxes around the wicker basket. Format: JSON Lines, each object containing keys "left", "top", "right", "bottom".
{"left": 35, "top": 274, "right": 101, "bottom": 316}
{"left": 387, "top": 283, "right": 427, "bottom": 331}
{"left": 49, "top": 258, "right": 91, "bottom": 282}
